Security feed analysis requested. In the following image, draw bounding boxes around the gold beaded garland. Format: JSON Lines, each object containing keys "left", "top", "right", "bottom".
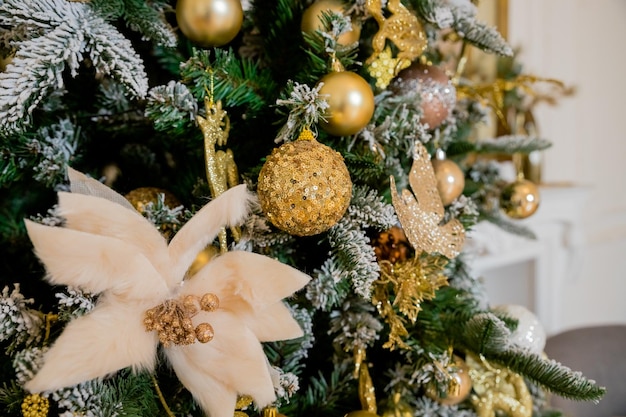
{"left": 176, "top": 0, "right": 243, "bottom": 47}
{"left": 257, "top": 131, "right": 352, "bottom": 236}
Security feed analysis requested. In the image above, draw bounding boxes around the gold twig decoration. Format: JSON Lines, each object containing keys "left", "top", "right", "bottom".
{"left": 365, "top": 0, "right": 427, "bottom": 88}
{"left": 151, "top": 375, "right": 176, "bottom": 417}
{"left": 390, "top": 142, "right": 465, "bottom": 258}
{"left": 372, "top": 256, "right": 448, "bottom": 350}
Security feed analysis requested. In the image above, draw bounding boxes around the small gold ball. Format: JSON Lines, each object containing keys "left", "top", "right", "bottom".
{"left": 195, "top": 322, "right": 215, "bottom": 343}
{"left": 426, "top": 356, "right": 472, "bottom": 406}
{"left": 500, "top": 179, "right": 540, "bottom": 219}
{"left": 176, "top": 0, "right": 243, "bottom": 47}
{"left": 182, "top": 295, "right": 199, "bottom": 315}
{"left": 318, "top": 71, "right": 375, "bottom": 137}
{"left": 301, "top": 0, "right": 361, "bottom": 45}
{"left": 200, "top": 293, "right": 220, "bottom": 312}
{"left": 432, "top": 158, "right": 465, "bottom": 206}
{"left": 257, "top": 138, "right": 353, "bottom": 236}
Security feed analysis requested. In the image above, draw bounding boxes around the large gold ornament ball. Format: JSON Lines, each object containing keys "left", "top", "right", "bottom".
{"left": 500, "top": 179, "right": 540, "bottom": 219}
{"left": 257, "top": 138, "right": 352, "bottom": 236}
{"left": 176, "top": 0, "right": 243, "bottom": 47}
{"left": 432, "top": 158, "right": 465, "bottom": 206}
{"left": 318, "top": 71, "right": 375, "bottom": 136}
{"left": 426, "top": 356, "right": 472, "bottom": 406}
{"left": 301, "top": 0, "right": 361, "bottom": 45}
{"left": 390, "top": 62, "right": 456, "bottom": 129}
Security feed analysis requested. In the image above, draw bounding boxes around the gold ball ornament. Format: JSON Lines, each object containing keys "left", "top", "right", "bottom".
{"left": 500, "top": 179, "right": 540, "bottom": 219}
{"left": 301, "top": 0, "right": 361, "bottom": 45}
{"left": 257, "top": 133, "right": 352, "bottom": 236}
{"left": 432, "top": 157, "right": 465, "bottom": 206}
{"left": 389, "top": 63, "right": 456, "bottom": 129}
{"left": 176, "top": 0, "right": 243, "bottom": 47}
{"left": 318, "top": 71, "right": 375, "bottom": 137}
{"left": 426, "top": 356, "right": 472, "bottom": 406}
{"left": 125, "top": 187, "right": 182, "bottom": 238}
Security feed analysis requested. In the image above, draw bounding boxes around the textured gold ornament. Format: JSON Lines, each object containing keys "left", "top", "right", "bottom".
{"left": 125, "top": 187, "right": 182, "bottom": 239}
{"left": 144, "top": 293, "right": 219, "bottom": 347}
{"left": 426, "top": 356, "right": 472, "bottom": 406}
{"left": 390, "top": 142, "right": 465, "bottom": 258}
{"left": 373, "top": 256, "right": 448, "bottom": 350}
{"left": 500, "top": 179, "right": 540, "bottom": 219}
{"left": 176, "top": 0, "right": 243, "bottom": 47}
{"left": 365, "top": 0, "right": 427, "bottom": 89}
{"left": 301, "top": 0, "right": 361, "bottom": 46}
{"left": 257, "top": 129, "right": 352, "bottom": 236}
{"left": 432, "top": 153, "right": 465, "bottom": 206}
{"left": 367, "top": 47, "right": 402, "bottom": 90}
{"left": 318, "top": 70, "right": 375, "bottom": 136}
{"left": 389, "top": 63, "right": 456, "bottom": 129}
{"left": 197, "top": 95, "right": 241, "bottom": 252}
{"left": 466, "top": 354, "right": 533, "bottom": 417}
{"left": 21, "top": 393, "right": 49, "bottom": 417}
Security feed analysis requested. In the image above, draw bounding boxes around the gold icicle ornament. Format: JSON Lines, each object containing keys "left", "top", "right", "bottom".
{"left": 390, "top": 142, "right": 465, "bottom": 258}
{"left": 365, "top": 0, "right": 428, "bottom": 89}
{"left": 197, "top": 91, "right": 241, "bottom": 252}
{"left": 466, "top": 354, "right": 533, "bottom": 417}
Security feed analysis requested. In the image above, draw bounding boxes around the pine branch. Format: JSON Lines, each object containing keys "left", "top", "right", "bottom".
{"left": 0, "top": 381, "right": 22, "bottom": 416}
{"left": 480, "top": 210, "right": 537, "bottom": 240}
{"left": 343, "top": 152, "right": 386, "bottom": 184}
{"left": 476, "top": 135, "right": 552, "bottom": 154}
{"left": 145, "top": 81, "right": 198, "bottom": 136}
{"left": 121, "top": 0, "right": 176, "bottom": 47}
{"left": 452, "top": 12, "right": 512, "bottom": 56}
{"left": 412, "top": 0, "right": 454, "bottom": 28}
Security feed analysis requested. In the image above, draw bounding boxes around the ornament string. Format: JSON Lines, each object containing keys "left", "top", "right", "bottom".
{"left": 198, "top": 69, "right": 241, "bottom": 252}
{"left": 151, "top": 375, "right": 176, "bottom": 417}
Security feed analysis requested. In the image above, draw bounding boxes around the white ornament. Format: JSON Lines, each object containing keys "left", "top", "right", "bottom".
{"left": 493, "top": 304, "right": 546, "bottom": 354}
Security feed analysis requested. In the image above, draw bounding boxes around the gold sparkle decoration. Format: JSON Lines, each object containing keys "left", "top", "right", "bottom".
{"left": 197, "top": 94, "right": 241, "bottom": 252}
{"left": 21, "top": 394, "right": 49, "bottom": 417}
{"left": 367, "top": 46, "right": 402, "bottom": 90}
{"left": 466, "top": 354, "right": 533, "bottom": 417}
{"left": 390, "top": 142, "right": 465, "bottom": 258}
{"left": 365, "top": 0, "right": 427, "bottom": 89}
{"left": 234, "top": 395, "right": 254, "bottom": 417}
{"left": 143, "top": 293, "right": 219, "bottom": 347}
{"left": 257, "top": 128, "right": 352, "bottom": 236}
{"left": 372, "top": 255, "right": 448, "bottom": 350}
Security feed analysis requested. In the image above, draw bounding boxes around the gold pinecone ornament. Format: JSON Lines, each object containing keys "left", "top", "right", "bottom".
{"left": 257, "top": 129, "right": 352, "bottom": 236}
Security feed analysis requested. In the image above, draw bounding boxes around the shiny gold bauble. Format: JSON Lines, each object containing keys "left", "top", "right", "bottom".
{"left": 176, "top": 0, "right": 243, "bottom": 47}
{"left": 426, "top": 356, "right": 472, "bottom": 406}
{"left": 432, "top": 158, "right": 465, "bottom": 206}
{"left": 381, "top": 392, "right": 413, "bottom": 417}
{"left": 301, "top": 0, "right": 361, "bottom": 45}
{"left": 500, "top": 179, "right": 540, "bottom": 219}
{"left": 318, "top": 71, "right": 375, "bottom": 137}
{"left": 389, "top": 62, "right": 456, "bottom": 129}
{"left": 372, "top": 226, "right": 411, "bottom": 263}
{"left": 257, "top": 138, "right": 352, "bottom": 236}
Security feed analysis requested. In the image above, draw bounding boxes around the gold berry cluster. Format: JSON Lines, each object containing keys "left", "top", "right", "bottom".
{"left": 144, "top": 293, "right": 219, "bottom": 347}
{"left": 21, "top": 393, "right": 49, "bottom": 417}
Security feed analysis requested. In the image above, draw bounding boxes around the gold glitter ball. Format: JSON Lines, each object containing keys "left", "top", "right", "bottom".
{"left": 195, "top": 322, "right": 215, "bottom": 343}
{"left": 257, "top": 138, "right": 352, "bottom": 236}
{"left": 200, "top": 293, "right": 220, "bottom": 312}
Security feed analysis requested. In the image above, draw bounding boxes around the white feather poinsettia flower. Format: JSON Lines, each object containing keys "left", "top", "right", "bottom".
{"left": 23, "top": 168, "right": 311, "bottom": 417}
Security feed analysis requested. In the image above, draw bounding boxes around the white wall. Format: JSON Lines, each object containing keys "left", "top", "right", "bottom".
{"left": 505, "top": 0, "right": 626, "bottom": 332}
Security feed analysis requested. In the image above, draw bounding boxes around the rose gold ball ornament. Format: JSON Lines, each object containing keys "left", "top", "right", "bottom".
{"left": 389, "top": 62, "right": 456, "bottom": 129}
{"left": 500, "top": 179, "right": 540, "bottom": 219}
{"left": 432, "top": 150, "right": 465, "bottom": 206}
{"left": 176, "top": 0, "right": 243, "bottom": 47}
{"left": 318, "top": 71, "right": 375, "bottom": 136}
{"left": 257, "top": 129, "right": 352, "bottom": 236}
{"left": 301, "top": 0, "right": 361, "bottom": 45}
{"left": 426, "top": 356, "right": 472, "bottom": 406}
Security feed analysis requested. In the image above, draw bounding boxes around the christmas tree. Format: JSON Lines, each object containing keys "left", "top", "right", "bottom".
{"left": 0, "top": 1, "right": 605, "bottom": 416}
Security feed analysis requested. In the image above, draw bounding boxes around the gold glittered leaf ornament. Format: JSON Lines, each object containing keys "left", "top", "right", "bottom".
{"left": 390, "top": 142, "right": 465, "bottom": 258}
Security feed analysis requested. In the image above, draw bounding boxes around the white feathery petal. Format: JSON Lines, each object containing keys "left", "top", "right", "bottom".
{"left": 25, "top": 297, "right": 158, "bottom": 393}
{"left": 57, "top": 192, "right": 170, "bottom": 279}
{"left": 242, "top": 302, "right": 304, "bottom": 342}
{"left": 185, "top": 251, "right": 310, "bottom": 309}
{"left": 166, "top": 310, "right": 276, "bottom": 416}
{"left": 24, "top": 220, "right": 168, "bottom": 301}
{"left": 168, "top": 185, "right": 253, "bottom": 282}
{"left": 67, "top": 167, "right": 135, "bottom": 210}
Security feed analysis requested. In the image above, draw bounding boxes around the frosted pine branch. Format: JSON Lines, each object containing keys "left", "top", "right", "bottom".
{"left": 414, "top": 0, "right": 455, "bottom": 28}
{"left": 306, "top": 258, "right": 349, "bottom": 311}
{"left": 146, "top": 81, "right": 198, "bottom": 132}
{"left": 0, "top": 285, "right": 44, "bottom": 353}
{"left": 329, "top": 299, "right": 382, "bottom": 352}
{"left": 29, "top": 118, "right": 79, "bottom": 187}
{"left": 452, "top": 11, "right": 512, "bottom": 56}
{"left": 121, "top": 0, "right": 176, "bottom": 47}
{"left": 347, "top": 185, "right": 398, "bottom": 230}
{"left": 275, "top": 81, "right": 330, "bottom": 143}
{"left": 476, "top": 135, "right": 552, "bottom": 154}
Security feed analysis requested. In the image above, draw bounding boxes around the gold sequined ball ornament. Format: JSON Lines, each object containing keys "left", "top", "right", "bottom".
{"left": 125, "top": 187, "right": 182, "bottom": 238}
{"left": 257, "top": 129, "right": 352, "bottom": 236}
{"left": 499, "top": 179, "right": 540, "bottom": 219}
{"left": 176, "top": 0, "right": 243, "bottom": 47}
{"left": 389, "top": 62, "right": 456, "bottom": 129}
{"left": 21, "top": 393, "right": 49, "bottom": 417}
{"left": 432, "top": 150, "right": 465, "bottom": 206}
{"left": 317, "top": 69, "right": 375, "bottom": 137}
{"left": 426, "top": 355, "right": 473, "bottom": 406}
{"left": 301, "top": 0, "right": 361, "bottom": 46}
